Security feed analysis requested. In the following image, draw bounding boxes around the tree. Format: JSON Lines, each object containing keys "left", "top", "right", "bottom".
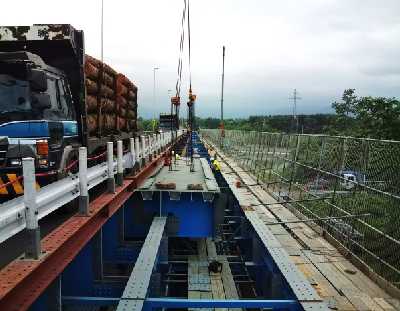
{"left": 332, "top": 89, "right": 400, "bottom": 140}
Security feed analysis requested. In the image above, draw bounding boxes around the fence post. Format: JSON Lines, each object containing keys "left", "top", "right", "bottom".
{"left": 135, "top": 137, "right": 141, "bottom": 168}
{"left": 23, "top": 157, "right": 41, "bottom": 259}
{"left": 130, "top": 138, "right": 136, "bottom": 170}
{"left": 141, "top": 135, "right": 147, "bottom": 165}
{"left": 116, "top": 140, "right": 123, "bottom": 186}
{"left": 107, "top": 142, "right": 115, "bottom": 193}
{"left": 79, "top": 147, "right": 89, "bottom": 215}
{"left": 153, "top": 134, "right": 157, "bottom": 156}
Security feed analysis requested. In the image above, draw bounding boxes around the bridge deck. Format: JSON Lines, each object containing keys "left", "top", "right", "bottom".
{"left": 205, "top": 140, "right": 400, "bottom": 311}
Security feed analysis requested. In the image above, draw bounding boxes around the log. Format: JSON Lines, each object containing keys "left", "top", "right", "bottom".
{"left": 113, "top": 117, "right": 126, "bottom": 131}
{"left": 85, "top": 78, "right": 98, "bottom": 95}
{"left": 100, "top": 84, "right": 115, "bottom": 98}
{"left": 87, "top": 96, "right": 116, "bottom": 113}
{"left": 128, "top": 120, "right": 136, "bottom": 131}
{"left": 119, "top": 107, "right": 127, "bottom": 117}
{"left": 127, "top": 100, "right": 137, "bottom": 109}
{"left": 84, "top": 61, "right": 99, "bottom": 80}
{"left": 116, "top": 95, "right": 128, "bottom": 108}
{"left": 103, "top": 114, "right": 116, "bottom": 132}
{"left": 116, "top": 83, "right": 128, "bottom": 97}
{"left": 102, "top": 99, "right": 116, "bottom": 112}
{"left": 128, "top": 90, "right": 136, "bottom": 100}
{"left": 126, "top": 109, "right": 136, "bottom": 119}
{"left": 86, "top": 95, "right": 98, "bottom": 113}
{"left": 87, "top": 114, "right": 98, "bottom": 134}
{"left": 85, "top": 55, "right": 117, "bottom": 76}
{"left": 84, "top": 54, "right": 138, "bottom": 136}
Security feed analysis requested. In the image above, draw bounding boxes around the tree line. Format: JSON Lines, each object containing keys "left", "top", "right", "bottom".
{"left": 139, "top": 89, "right": 400, "bottom": 141}
{"left": 197, "top": 89, "right": 400, "bottom": 140}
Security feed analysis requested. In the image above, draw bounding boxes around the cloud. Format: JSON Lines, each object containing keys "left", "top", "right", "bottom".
{"left": 1, "top": 0, "right": 400, "bottom": 118}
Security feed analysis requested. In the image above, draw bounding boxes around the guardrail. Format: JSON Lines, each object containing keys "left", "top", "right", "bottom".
{"left": 201, "top": 129, "right": 400, "bottom": 291}
{"left": 0, "top": 130, "right": 184, "bottom": 258}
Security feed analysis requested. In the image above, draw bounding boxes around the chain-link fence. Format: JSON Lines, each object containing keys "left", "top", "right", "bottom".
{"left": 201, "top": 129, "right": 400, "bottom": 289}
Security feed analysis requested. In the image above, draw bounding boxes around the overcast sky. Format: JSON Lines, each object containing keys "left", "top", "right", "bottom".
{"left": 2, "top": 0, "right": 400, "bottom": 118}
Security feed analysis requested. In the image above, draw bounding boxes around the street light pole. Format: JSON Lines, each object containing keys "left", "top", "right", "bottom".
{"left": 101, "top": 0, "right": 104, "bottom": 63}
{"left": 153, "top": 67, "right": 159, "bottom": 131}
{"left": 220, "top": 46, "right": 226, "bottom": 148}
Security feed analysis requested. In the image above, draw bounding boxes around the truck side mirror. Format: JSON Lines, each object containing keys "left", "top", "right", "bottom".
{"left": 29, "top": 69, "right": 48, "bottom": 92}
{"left": 32, "top": 93, "right": 52, "bottom": 110}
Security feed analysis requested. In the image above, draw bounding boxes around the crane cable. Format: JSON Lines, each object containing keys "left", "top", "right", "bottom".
{"left": 187, "top": 0, "right": 192, "bottom": 91}
{"left": 175, "top": 0, "right": 187, "bottom": 98}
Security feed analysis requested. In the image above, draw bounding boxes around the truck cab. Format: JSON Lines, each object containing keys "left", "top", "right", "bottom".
{"left": 0, "top": 25, "right": 83, "bottom": 195}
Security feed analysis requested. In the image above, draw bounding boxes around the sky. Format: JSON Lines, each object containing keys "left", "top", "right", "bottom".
{"left": 1, "top": 0, "right": 400, "bottom": 119}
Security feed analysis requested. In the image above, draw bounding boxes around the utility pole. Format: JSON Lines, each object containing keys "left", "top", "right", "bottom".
{"left": 220, "top": 46, "right": 225, "bottom": 147}
{"left": 289, "top": 89, "right": 301, "bottom": 134}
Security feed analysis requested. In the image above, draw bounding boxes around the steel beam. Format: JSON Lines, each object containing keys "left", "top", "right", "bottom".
{"left": 145, "top": 298, "right": 298, "bottom": 309}
{"left": 116, "top": 217, "right": 167, "bottom": 311}
{"left": 63, "top": 297, "right": 299, "bottom": 310}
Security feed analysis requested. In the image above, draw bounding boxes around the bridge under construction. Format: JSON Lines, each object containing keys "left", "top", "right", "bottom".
{"left": 0, "top": 129, "right": 399, "bottom": 311}
{"left": 0, "top": 0, "right": 399, "bottom": 309}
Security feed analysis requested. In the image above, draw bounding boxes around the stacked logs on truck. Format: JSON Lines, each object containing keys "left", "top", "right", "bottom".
{"left": 116, "top": 73, "right": 137, "bottom": 133}
{"left": 84, "top": 55, "right": 137, "bottom": 135}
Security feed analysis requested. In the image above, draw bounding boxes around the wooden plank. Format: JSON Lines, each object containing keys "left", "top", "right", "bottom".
{"left": 200, "top": 291, "right": 213, "bottom": 311}
{"left": 333, "top": 260, "right": 390, "bottom": 299}
{"left": 385, "top": 298, "right": 400, "bottom": 310}
{"left": 198, "top": 239, "right": 208, "bottom": 261}
{"left": 188, "top": 291, "right": 201, "bottom": 299}
{"left": 211, "top": 274, "right": 227, "bottom": 311}
{"left": 374, "top": 298, "right": 396, "bottom": 310}
{"left": 206, "top": 238, "right": 218, "bottom": 260}
{"left": 356, "top": 294, "right": 385, "bottom": 311}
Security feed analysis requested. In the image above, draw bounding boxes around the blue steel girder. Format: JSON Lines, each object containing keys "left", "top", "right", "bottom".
{"left": 63, "top": 296, "right": 300, "bottom": 310}
{"left": 142, "top": 192, "right": 214, "bottom": 237}
{"left": 116, "top": 217, "right": 167, "bottom": 310}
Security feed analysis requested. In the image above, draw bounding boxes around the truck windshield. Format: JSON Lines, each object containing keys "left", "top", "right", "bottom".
{"left": 0, "top": 74, "right": 30, "bottom": 112}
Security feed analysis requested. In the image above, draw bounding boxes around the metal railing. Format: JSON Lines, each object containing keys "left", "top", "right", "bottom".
{"left": 201, "top": 129, "right": 400, "bottom": 289}
{"left": 0, "top": 130, "right": 184, "bottom": 258}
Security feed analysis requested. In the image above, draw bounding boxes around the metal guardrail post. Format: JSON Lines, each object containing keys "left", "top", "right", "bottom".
{"left": 153, "top": 134, "right": 158, "bottom": 155}
{"left": 79, "top": 147, "right": 89, "bottom": 215}
{"left": 141, "top": 135, "right": 146, "bottom": 165}
{"left": 135, "top": 137, "right": 141, "bottom": 168}
{"left": 23, "top": 157, "right": 41, "bottom": 259}
{"left": 149, "top": 135, "right": 154, "bottom": 158}
{"left": 162, "top": 132, "right": 166, "bottom": 149}
{"left": 116, "top": 140, "right": 124, "bottom": 186}
{"left": 130, "top": 138, "right": 136, "bottom": 170}
{"left": 107, "top": 142, "right": 115, "bottom": 193}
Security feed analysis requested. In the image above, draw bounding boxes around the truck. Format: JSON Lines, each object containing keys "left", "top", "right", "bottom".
{"left": 0, "top": 24, "right": 138, "bottom": 196}
{"left": 159, "top": 113, "right": 179, "bottom": 132}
